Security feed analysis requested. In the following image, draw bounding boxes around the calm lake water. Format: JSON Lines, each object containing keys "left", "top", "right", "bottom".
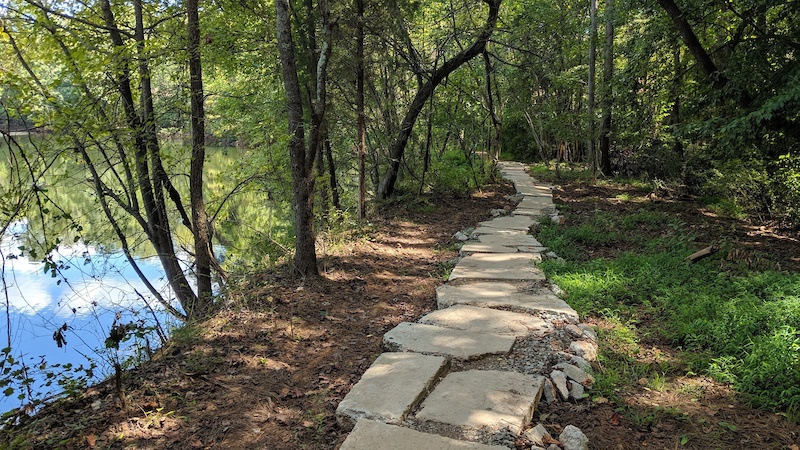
{"left": 1, "top": 220, "right": 180, "bottom": 414}
{"left": 0, "top": 138, "right": 291, "bottom": 414}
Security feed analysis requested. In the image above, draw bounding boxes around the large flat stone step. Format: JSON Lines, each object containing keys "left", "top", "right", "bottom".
{"left": 473, "top": 226, "right": 529, "bottom": 236}
{"left": 437, "top": 282, "right": 578, "bottom": 319}
{"left": 336, "top": 352, "right": 449, "bottom": 430}
{"left": 449, "top": 253, "right": 545, "bottom": 281}
{"left": 478, "top": 234, "right": 543, "bottom": 247}
{"left": 477, "top": 215, "right": 536, "bottom": 231}
{"left": 383, "top": 322, "right": 515, "bottom": 359}
{"left": 419, "top": 304, "right": 547, "bottom": 336}
{"left": 415, "top": 370, "right": 544, "bottom": 435}
{"left": 340, "top": 419, "right": 508, "bottom": 450}
{"left": 460, "top": 242, "right": 546, "bottom": 254}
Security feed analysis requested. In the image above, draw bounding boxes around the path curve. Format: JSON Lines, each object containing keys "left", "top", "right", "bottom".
{"left": 335, "top": 162, "right": 594, "bottom": 449}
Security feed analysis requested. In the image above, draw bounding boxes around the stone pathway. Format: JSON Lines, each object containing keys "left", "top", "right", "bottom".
{"left": 336, "top": 162, "right": 594, "bottom": 449}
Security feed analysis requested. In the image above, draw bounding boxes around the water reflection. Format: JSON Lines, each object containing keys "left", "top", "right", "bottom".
{"left": 0, "top": 140, "right": 292, "bottom": 414}
{"left": 1, "top": 220, "right": 179, "bottom": 414}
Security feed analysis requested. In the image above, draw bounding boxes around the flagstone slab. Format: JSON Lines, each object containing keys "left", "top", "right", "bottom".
{"left": 473, "top": 227, "right": 529, "bottom": 236}
{"left": 460, "top": 242, "right": 546, "bottom": 254}
{"left": 518, "top": 197, "right": 554, "bottom": 210}
{"left": 478, "top": 234, "right": 543, "bottom": 247}
{"left": 449, "top": 253, "right": 544, "bottom": 281}
{"left": 340, "top": 420, "right": 508, "bottom": 450}
{"left": 419, "top": 304, "right": 547, "bottom": 336}
{"left": 436, "top": 282, "right": 579, "bottom": 319}
{"left": 460, "top": 242, "right": 519, "bottom": 254}
{"left": 415, "top": 370, "right": 544, "bottom": 434}
{"left": 512, "top": 208, "right": 552, "bottom": 217}
{"left": 516, "top": 185, "right": 553, "bottom": 197}
{"left": 477, "top": 215, "right": 536, "bottom": 231}
{"left": 336, "top": 353, "right": 449, "bottom": 429}
{"left": 383, "top": 322, "right": 515, "bottom": 359}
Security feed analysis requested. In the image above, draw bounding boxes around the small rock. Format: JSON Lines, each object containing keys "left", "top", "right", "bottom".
{"left": 550, "top": 284, "right": 565, "bottom": 297}
{"left": 570, "top": 340, "right": 598, "bottom": 361}
{"left": 578, "top": 324, "right": 597, "bottom": 341}
{"left": 550, "top": 215, "right": 564, "bottom": 224}
{"left": 570, "top": 355, "right": 592, "bottom": 371}
{"left": 545, "top": 251, "right": 559, "bottom": 259}
{"left": 569, "top": 381, "right": 586, "bottom": 400}
{"left": 559, "top": 425, "right": 589, "bottom": 450}
{"left": 490, "top": 208, "right": 507, "bottom": 217}
{"left": 555, "top": 362, "right": 594, "bottom": 384}
{"left": 543, "top": 378, "right": 557, "bottom": 403}
{"left": 91, "top": 399, "right": 102, "bottom": 411}
{"left": 547, "top": 444, "right": 560, "bottom": 450}
{"left": 564, "top": 324, "right": 583, "bottom": 338}
{"left": 524, "top": 424, "right": 551, "bottom": 447}
{"left": 550, "top": 370, "right": 569, "bottom": 400}
{"left": 453, "top": 231, "right": 470, "bottom": 241}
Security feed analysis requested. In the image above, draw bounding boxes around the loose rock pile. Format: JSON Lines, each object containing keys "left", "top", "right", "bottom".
{"left": 335, "top": 162, "right": 594, "bottom": 449}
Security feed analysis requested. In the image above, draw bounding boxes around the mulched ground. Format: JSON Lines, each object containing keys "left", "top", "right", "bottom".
{"left": 3, "top": 171, "right": 799, "bottom": 449}
{"left": 0, "top": 182, "right": 516, "bottom": 449}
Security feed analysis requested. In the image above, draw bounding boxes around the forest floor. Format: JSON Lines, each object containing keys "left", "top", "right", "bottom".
{"left": 3, "top": 172, "right": 799, "bottom": 449}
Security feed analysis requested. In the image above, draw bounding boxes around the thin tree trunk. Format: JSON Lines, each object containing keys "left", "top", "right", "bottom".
{"left": 587, "top": 0, "right": 598, "bottom": 176}
{"left": 483, "top": 50, "right": 502, "bottom": 172}
{"left": 599, "top": 0, "right": 613, "bottom": 176}
{"left": 671, "top": 45, "right": 684, "bottom": 158}
{"left": 376, "top": 0, "right": 501, "bottom": 199}
{"left": 356, "top": 0, "right": 366, "bottom": 219}
{"left": 275, "top": 0, "right": 320, "bottom": 277}
{"left": 187, "top": 0, "right": 213, "bottom": 316}
{"left": 99, "top": 0, "right": 199, "bottom": 314}
{"left": 324, "top": 136, "right": 340, "bottom": 210}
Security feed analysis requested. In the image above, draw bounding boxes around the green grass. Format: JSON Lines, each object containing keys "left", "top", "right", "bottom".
{"left": 536, "top": 201, "right": 800, "bottom": 421}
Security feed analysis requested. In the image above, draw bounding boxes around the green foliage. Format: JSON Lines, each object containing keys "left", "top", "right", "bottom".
{"left": 0, "top": 347, "right": 96, "bottom": 420}
{"left": 537, "top": 214, "right": 800, "bottom": 417}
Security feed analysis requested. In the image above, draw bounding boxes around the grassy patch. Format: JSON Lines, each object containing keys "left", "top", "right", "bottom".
{"left": 537, "top": 189, "right": 800, "bottom": 421}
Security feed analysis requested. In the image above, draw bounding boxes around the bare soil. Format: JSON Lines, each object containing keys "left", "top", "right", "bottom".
{"left": 3, "top": 174, "right": 799, "bottom": 450}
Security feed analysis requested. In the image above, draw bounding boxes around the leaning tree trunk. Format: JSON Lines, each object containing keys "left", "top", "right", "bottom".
{"left": 100, "top": 0, "right": 199, "bottom": 315}
{"left": 376, "top": 0, "right": 501, "bottom": 200}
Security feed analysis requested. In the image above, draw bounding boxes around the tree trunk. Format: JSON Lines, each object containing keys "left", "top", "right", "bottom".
{"left": 671, "top": 45, "right": 684, "bottom": 158}
{"left": 483, "top": 49, "right": 502, "bottom": 171}
{"left": 587, "top": 0, "right": 598, "bottom": 175}
{"left": 275, "top": 0, "right": 319, "bottom": 277}
{"left": 324, "top": 137, "right": 340, "bottom": 210}
{"left": 656, "top": 0, "right": 728, "bottom": 90}
{"left": 99, "top": 0, "right": 199, "bottom": 316}
{"left": 599, "top": 0, "right": 613, "bottom": 176}
{"left": 187, "top": 0, "right": 214, "bottom": 316}
{"left": 376, "top": 0, "right": 501, "bottom": 200}
{"left": 356, "top": 0, "right": 366, "bottom": 219}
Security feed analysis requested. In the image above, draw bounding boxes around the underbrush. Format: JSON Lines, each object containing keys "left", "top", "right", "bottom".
{"left": 536, "top": 192, "right": 800, "bottom": 422}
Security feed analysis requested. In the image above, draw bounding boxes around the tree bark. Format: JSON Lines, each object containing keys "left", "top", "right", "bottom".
{"left": 483, "top": 49, "right": 502, "bottom": 170}
{"left": 187, "top": 0, "right": 214, "bottom": 316}
{"left": 275, "top": 0, "right": 319, "bottom": 277}
{"left": 599, "top": 0, "right": 613, "bottom": 176}
{"left": 356, "top": 0, "right": 367, "bottom": 219}
{"left": 656, "top": 0, "right": 733, "bottom": 92}
{"left": 376, "top": 0, "right": 502, "bottom": 200}
{"left": 99, "top": 0, "right": 199, "bottom": 316}
{"left": 587, "top": 0, "right": 598, "bottom": 175}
